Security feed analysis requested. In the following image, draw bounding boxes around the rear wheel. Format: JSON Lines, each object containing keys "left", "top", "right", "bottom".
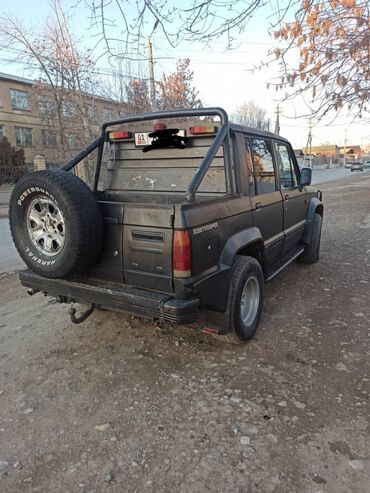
{"left": 222, "top": 255, "right": 264, "bottom": 344}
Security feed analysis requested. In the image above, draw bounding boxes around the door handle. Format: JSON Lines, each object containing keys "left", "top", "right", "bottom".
{"left": 255, "top": 202, "right": 262, "bottom": 210}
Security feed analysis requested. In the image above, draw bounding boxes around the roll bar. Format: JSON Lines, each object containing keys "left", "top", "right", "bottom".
{"left": 61, "top": 107, "right": 234, "bottom": 201}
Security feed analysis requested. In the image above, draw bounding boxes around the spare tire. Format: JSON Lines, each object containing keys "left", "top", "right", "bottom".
{"left": 9, "top": 170, "right": 104, "bottom": 278}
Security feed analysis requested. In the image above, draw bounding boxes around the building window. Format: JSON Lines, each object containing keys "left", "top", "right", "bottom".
{"left": 10, "top": 89, "right": 30, "bottom": 111}
{"left": 66, "top": 133, "right": 77, "bottom": 148}
{"left": 15, "top": 127, "right": 33, "bottom": 147}
{"left": 42, "top": 129, "right": 57, "bottom": 147}
{"left": 39, "top": 97, "right": 55, "bottom": 115}
{"left": 86, "top": 104, "right": 95, "bottom": 120}
{"left": 0, "top": 125, "right": 4, "bottom": 140}
{"left": 102, "top": 108, "right": 115, "bottom": 120}
{"left": 62, "top": 100, "right": 76, "bottom": 118}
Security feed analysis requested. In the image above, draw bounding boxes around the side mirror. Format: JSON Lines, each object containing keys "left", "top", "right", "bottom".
{"left": 300, "top": 167, "right": 312, "bottom": 187}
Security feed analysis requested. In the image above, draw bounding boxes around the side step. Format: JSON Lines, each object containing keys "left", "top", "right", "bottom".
{"left": 266, "top": 246, "right": 304, "bottom": 282}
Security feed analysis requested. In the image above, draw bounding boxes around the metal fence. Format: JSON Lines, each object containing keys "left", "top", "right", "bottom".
{"left": 0, "top": 166, "right": 29, "bottom": 185}
{"left": 296, "top": 156, "right": 342, "bottom": 169}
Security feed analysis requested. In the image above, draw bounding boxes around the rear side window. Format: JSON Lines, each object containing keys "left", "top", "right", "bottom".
{"left": 275, "top": 142, "right": 297, "bottom": 188}
{"left": 245, "top": 140, "right": 255, "bottom": 196}
{"left": 250, "top": 138, "right": 276, "bottom": 194}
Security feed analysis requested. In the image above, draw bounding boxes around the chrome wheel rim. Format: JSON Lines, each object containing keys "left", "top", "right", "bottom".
{"left": 26, "top": 196, "right": 66, "bottom": 256}
{"left": 240, "top": 275, "right": 260, "bottom": 326}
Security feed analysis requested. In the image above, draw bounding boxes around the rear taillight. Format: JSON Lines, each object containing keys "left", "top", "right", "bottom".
{"left": 108, "top": 130, "right": 132, "bottom": 140}
{"left": 189, "top": 125, "right": 217, "bottom": 135}
{"left": 173, "top": 230, "right": 191, "bottom": 278}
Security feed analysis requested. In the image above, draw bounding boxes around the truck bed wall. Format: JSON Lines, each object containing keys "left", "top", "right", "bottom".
{"left": 99, "top": 133, "right": 226, "bottom": 195}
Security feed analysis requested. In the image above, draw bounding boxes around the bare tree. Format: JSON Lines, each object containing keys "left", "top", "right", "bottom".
{"left": 232, "top": 101, "right": 270, "bottom": 130}
{"left": 272, "top": 0, "right": 370, "bottom": 120}
{"left": 0, "top": 0, "right": 110, "bottom": 181}
{"left": 108, "top": 57, "right": 202, "bottom": 116}
{"left": 87, "top": 1, "right": 264, "bottom": 55}
{"left": 116, "top": 58, "right": 201, "bottom": 114}
{"left": 158, "top": 59, "right": 201, "bottom": 110}
{"left": 125, "top": 79, "right": 151, "bottom": 114}
{"left": 88, "top": 0, "right": 370, "bottom": 121}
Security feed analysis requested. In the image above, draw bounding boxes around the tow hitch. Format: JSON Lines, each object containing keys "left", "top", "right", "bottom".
{"left": 68, "top": 303, "right": 95, "bottom": 324}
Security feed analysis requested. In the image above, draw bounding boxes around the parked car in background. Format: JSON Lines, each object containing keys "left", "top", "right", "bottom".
{"left": 351, "top": 162, "right": 364, "bottom": 172}
{"left": 364, "top": 160, "right": 370, "bottom": 169}
{"left": 344, "top": 161, "right": 354, "bottom": 169}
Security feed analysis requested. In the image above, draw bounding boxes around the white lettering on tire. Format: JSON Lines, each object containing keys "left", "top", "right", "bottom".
{"left": 25, "top": 246, "right": 55, "bottom": 265}
{"left": 17, "top": 187, "right": 58, "bottom": 207}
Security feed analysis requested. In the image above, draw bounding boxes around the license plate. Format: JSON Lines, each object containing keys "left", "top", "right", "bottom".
{"left": 134, "top": 132, "right": 152, "bottom": 146}
{"left": 134, "top": 130, "right": 185, "bottom": 147}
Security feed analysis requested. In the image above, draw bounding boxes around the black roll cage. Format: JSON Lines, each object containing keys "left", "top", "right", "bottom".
{"left": 61, "top": 107, "right": 235, "bottom": 201}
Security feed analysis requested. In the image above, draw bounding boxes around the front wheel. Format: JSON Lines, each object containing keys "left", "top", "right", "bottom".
{"left": 223, "top": 256, "right": 264, "bottom": 344}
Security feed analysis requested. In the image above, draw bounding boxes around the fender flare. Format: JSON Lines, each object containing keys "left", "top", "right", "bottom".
{"left": 303, "top": 197, "right": 324, "bottom": 244}
{"left": 219, "top": 227, "right": 265, "bottom": 269}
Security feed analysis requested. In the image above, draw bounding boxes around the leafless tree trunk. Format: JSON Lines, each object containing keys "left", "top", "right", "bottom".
{"left": 232, "top": 101, "right": 270, "bottom": 130}
{"left": 0, "top": 0, "right": 112, "bottom": 183}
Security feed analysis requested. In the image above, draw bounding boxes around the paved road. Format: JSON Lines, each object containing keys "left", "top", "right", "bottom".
{"left": 311, "top": 167, "right": 369, "bottom": 184}
{"left": 0, "top": 172, "right": 369, "bottom": 492}
{"left": 0, "top": 218, "right": 24, "bottom": 274}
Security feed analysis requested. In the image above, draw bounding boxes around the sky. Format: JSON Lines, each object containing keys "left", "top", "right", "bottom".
{"left": 1, "top": 0, "right": 369, "bottom": 149}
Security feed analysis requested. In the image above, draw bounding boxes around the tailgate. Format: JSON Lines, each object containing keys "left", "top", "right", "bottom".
{"left": 123, "top": 204, "right": 174, "bottom": 292}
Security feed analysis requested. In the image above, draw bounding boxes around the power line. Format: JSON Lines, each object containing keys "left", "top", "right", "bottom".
{"left": 152, "top": 35, "right": 276, "bottom": 46}
{"left": 0, "top": 55, "right": 149, "bottom": 81}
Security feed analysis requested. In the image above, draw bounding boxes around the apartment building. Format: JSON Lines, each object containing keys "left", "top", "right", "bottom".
{"left": 0, "top": 72, "right": 123, "bottom": 170}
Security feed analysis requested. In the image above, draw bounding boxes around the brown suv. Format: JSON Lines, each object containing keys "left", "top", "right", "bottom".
{"left": 9, "top": 107, "right": 323, "bottom": 343}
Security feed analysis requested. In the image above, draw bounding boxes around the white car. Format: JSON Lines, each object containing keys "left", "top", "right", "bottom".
{"left": 350, "top": 162, "right": 364, "bottom": 172}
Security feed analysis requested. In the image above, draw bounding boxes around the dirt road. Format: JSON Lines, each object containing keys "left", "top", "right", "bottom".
{"left": 0, "top": 174, "right": 369, "bottom": 492}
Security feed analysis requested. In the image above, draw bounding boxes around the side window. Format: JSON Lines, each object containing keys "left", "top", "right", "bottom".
{"left": 250, "top": 138, "right": 276, "bottom": 194}
{"left": 244, "top": 138, "right": 255, "bottom": 196}
{"left": 275, "top": 142, "right": 297, "bottom": 189}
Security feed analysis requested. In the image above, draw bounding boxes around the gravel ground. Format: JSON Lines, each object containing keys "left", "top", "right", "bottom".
{"left": 0, "top": 174, "right": 369, "bottom": 492}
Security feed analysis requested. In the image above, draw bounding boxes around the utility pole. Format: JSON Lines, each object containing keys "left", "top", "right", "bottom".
{"left": 274, "top": 104, "right": 281, "bottom": 135}
{"left": 147, "top": 38, "right": 157, "bottom": 110}
{"left": 304, "top": 117, "right": 313, "bottom": 168}
{"left": 343, "top": 128, "right": 347, "bottom": 168}
{"left": 147, "top": 20, "right": 159, "bottom": 111}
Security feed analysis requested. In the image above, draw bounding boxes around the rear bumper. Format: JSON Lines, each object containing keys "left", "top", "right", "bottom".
{"left": 19, "top": 269, "right": 200, "bottom": 325}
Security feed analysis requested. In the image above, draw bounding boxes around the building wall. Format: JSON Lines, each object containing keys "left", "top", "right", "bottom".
{"left": 0, "top": 73, "right": 123, "bottom": 170}
{"left": 310, "top": 145, "right": 340, "bottom": 160}
{"left": 0, "top": 77, "right": 45, "bottom": 167}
